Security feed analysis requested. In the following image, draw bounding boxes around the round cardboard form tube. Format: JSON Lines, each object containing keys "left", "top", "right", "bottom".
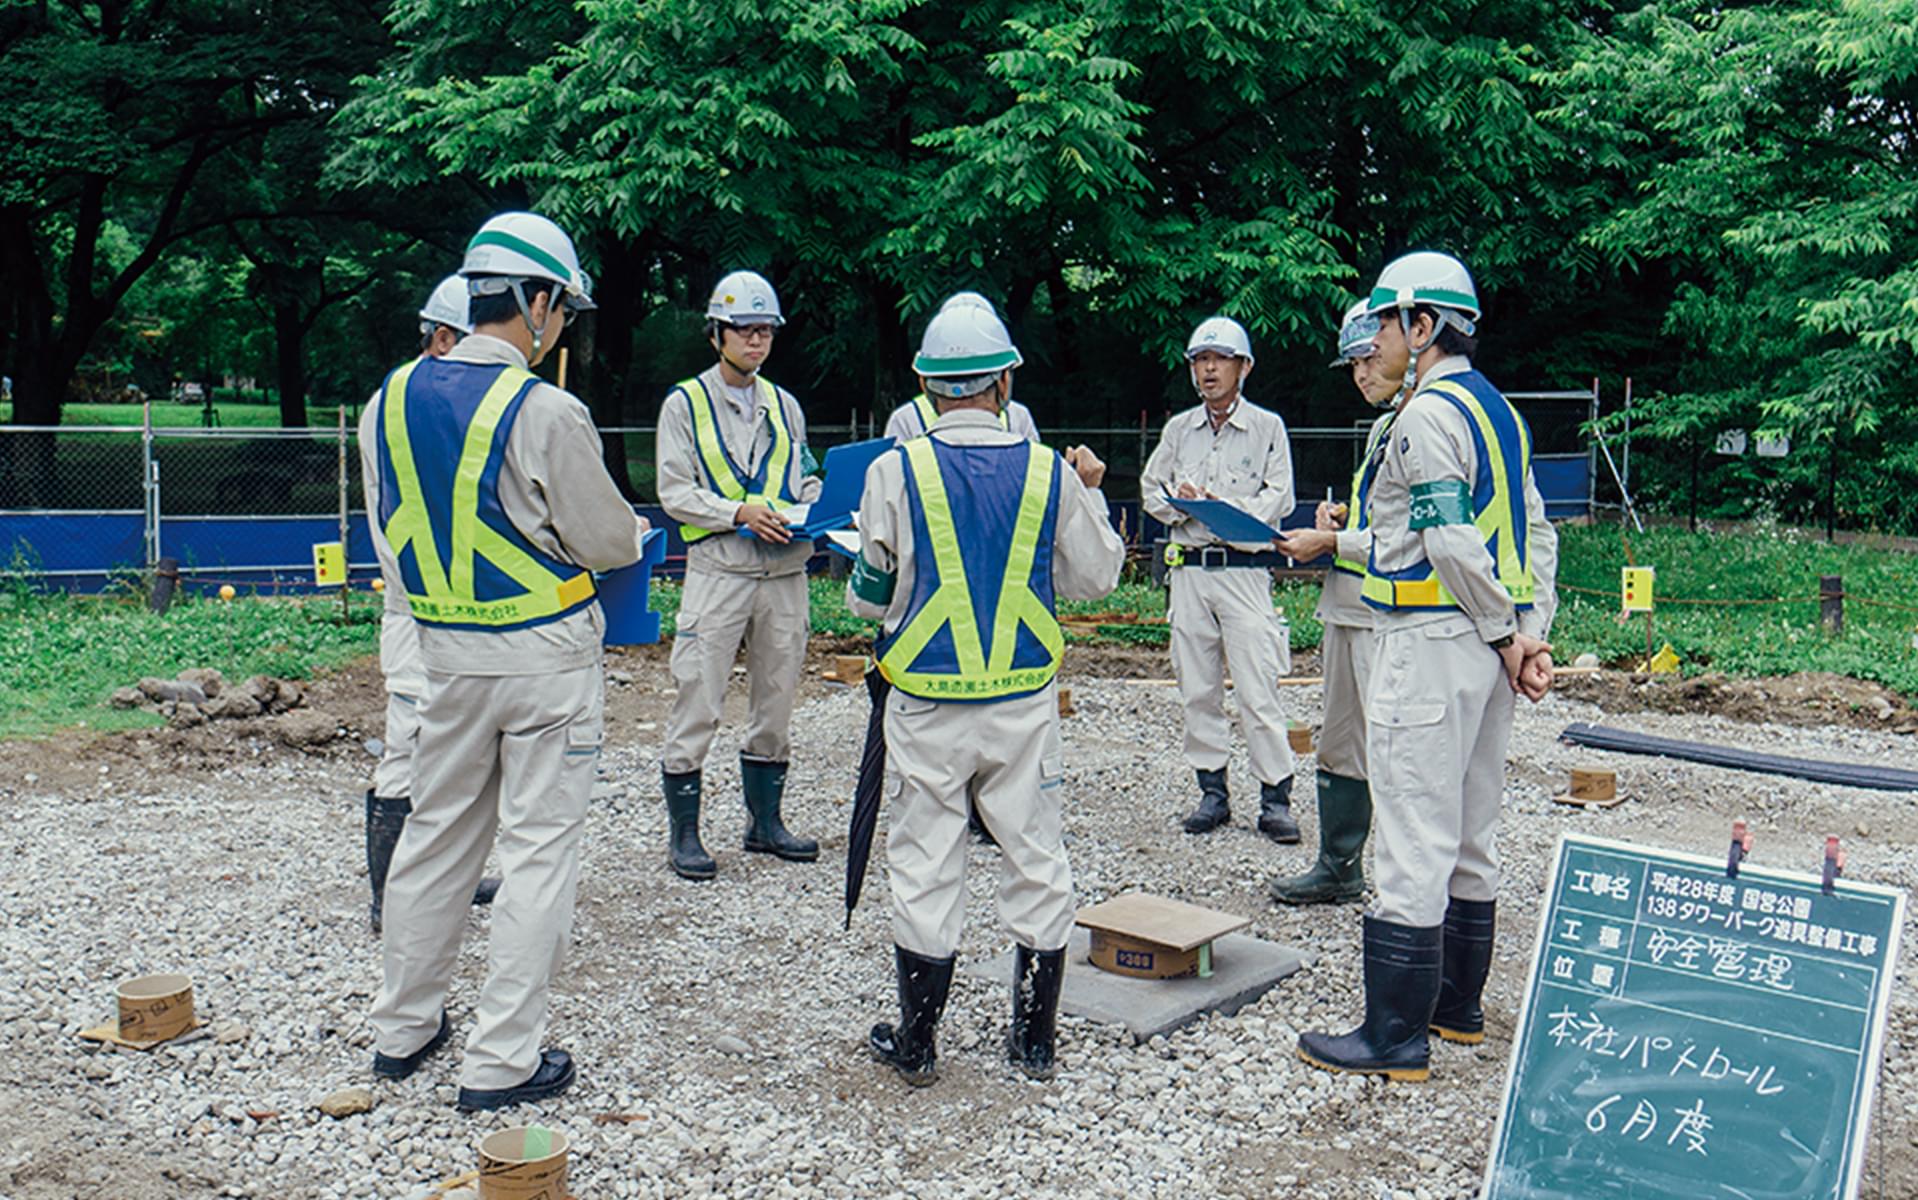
{"left": 478, "top": 1126, "right": 570, "bottom": 1200}
{"left": 1286, "top": 725, "right": 1315, "bottom": 755}
{"left": 117, "top": 973, "right": 195, "bottom": 1041}
{"left": 1569, "top": 767, "right": 1617, "bottom": 802}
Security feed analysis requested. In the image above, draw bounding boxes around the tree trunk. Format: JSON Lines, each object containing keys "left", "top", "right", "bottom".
{"left": 274, "top": 300, "right": 308, "bottom": 427}
{"left": 589, "top": 233, "right": 645, "bottom": 500}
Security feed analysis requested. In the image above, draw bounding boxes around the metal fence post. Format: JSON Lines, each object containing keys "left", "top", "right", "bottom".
{"left": 142, "top": 401, "right": 159, "bottom": 569}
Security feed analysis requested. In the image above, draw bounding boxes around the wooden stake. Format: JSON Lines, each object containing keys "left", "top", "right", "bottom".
{"left": 557, "top": 347, "right": 569, "bottom": 391}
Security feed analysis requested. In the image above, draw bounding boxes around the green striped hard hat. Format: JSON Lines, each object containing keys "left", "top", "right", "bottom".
{"left": 1365, "top": 252, "right": 1479, "bottom": 324}
{"left": 461, "top": 212, "right": 595, "bottom": 310}
{"left": 913, "top": 302, "right": 1020, "bottom": 395}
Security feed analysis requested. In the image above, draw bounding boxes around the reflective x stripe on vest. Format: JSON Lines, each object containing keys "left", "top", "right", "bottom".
{"left": 679, "top": 375, "right": 797, "bottom": 543}
{"left": 911, "top": 392, "right": 1007, "bottom": 437}
{"left": 377, "top": 358, "right": 596, "bottom": 630}
{"left": 1362, "top": 373, "right": 1535, "bottom": 611}
{"left": 876, "top": 437, "right": 1064, "bottom": 701}
{"left": 1332, "top": 416, "right": 1394, "bottom": 578}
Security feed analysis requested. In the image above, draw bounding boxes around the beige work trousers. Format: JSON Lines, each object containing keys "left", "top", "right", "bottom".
{"left": 370, "top": 665, "right": 605, "bottom": 1090}
{"left": 884, "top": 683, "right": 1074, "bottom": 958}
{"left": 1168, "top": 566, "right": 1295, "bottom": 784}
{"left": 663, "top": 567, "right": 808, "bottom": 773}
{"left": 1366, "top": 610, "right": 1512, "bottom": 927}
{"left": 372, "top": 691, "right": 421, "bottom": 798}
{"left": 1317, "top": 620, "right": 1375, "bottom": 781}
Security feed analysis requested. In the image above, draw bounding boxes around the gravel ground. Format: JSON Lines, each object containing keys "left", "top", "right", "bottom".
{"left": 2, "top": 652, "right": 1913, "bottom": 1199}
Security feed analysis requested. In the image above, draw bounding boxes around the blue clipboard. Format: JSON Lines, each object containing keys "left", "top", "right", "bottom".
{"left": 1166, "top": 495, "right": 1282, "bottom": 544}
{"left": 740, "top": 437, "right": 893, "bottom": 541}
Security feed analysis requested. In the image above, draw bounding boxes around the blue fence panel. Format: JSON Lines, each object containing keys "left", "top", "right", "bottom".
{"left": 0, "top": 512, "right": 146, "bottom": 589}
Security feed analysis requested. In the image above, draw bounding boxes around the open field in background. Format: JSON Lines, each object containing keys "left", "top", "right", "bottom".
{"left": 0, "top": 402, "right": 349, "bottom": 429}
{"left": 3, "top": 524, "right": 1914, "bottom": 738}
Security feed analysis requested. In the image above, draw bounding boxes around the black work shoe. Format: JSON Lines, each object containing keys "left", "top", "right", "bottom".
{"left": 1431, "top": 897, "right": 1497, "bottom": 1044}
{"left": 1297, "top": 917, "right": 1442, "bottom": 1082}
{"left": 1256, "top": 776, "right": 1301, "bottom": 843}
{"left": 1269, "top": 772, "right": 1371, "bottom": 906}
{"left": 1181, "top": 768, "right": 1231, "bottom": 834}
{"left": 455, "top": 1049, "right": 576, "bottom": 1112}
{"left": 371, "top": 1010, "right": 450, "bottom": 1081}
{"left": 471, "top": 876, "right": 502, "bottom": 906}
{"left": 1007, "top": 944, "right": 1066, "bottom": 1081}
{"left": 869, "top": 945, "right": 955, "bottom": 1087}
{"left": 663, "top": 768, "right": 716, "bottom": 880}
{"left": 741, "top": 756, "right": 819, "bottom": 862}
{"left": 365, "top": 791, "right": 412, "bottom": 935}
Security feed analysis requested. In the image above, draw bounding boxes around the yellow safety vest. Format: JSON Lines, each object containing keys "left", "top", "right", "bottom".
{"left": 376, "top": 358, "right": 596, "bottom": 630}
{"left": 1332, "top": 415, "right": 1394, "bottom": 577}
{"left": 1362, "top": 374, "right": 1536, "bottom": 611}
{"left": 911, "top": 392, "right": 1007, "bottom": 436}
{"left": 678, "top": 375, "right": 797, "bottom": 543}
{"left": 876, "top": 437, "right": 1064, "bottom": 701}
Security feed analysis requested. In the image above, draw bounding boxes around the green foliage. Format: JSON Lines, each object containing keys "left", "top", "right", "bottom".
{"left": 0, "top": 589, "right": 379, "bottom": 738}
{"left": 1550, "top": 524, "right": 1918, "bottom": 696}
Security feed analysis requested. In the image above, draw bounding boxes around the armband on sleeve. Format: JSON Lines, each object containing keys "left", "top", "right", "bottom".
{"left": 1408, "top": 480, "right": 1474, "bottom": 531}
{"left": 850, "top": 554, "right": 896, "bottom": 606}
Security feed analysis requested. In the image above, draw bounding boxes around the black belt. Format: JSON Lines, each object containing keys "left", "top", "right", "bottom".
{"left": 1166, "top": 546, "right": 1286, "bottom": 570}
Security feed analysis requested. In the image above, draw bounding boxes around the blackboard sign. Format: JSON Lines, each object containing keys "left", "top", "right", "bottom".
{"left": 1485, "top": 833, "right": 1906, "bottom": 1199}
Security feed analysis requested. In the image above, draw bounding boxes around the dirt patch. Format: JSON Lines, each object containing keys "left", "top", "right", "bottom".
{"left": 1556, "top": 669, "right": 1918, "bottom": 734}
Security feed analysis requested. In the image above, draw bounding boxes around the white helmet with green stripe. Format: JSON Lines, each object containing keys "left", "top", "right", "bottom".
{"left": 1366, "top": 251, "right": 1479, "bottom": 398}
{"left": 934, "top": 291, "right": 1024, "bottom": 366}
{"left": 913, "top": 301, "right": 1020, "bottom": 399}
{"left": 461, "top": 212, "right": 595, "bottom": 309}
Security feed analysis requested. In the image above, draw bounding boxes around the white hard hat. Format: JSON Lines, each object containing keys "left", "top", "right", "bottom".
{"left": 1186, "top": 316, "right": 1254, "bottom": 365}
{"left": 706, "top": 270, "right": 784, "bottom": 326}
{"left": 1330, "top": 300, "right": 1380, "bottom": 367}
{"left": 418, "top": 275, "right": 472, "bottom": 334}
{"left": 1365, "top": 251, "right": 1479, "bottom": 324}
{"left": 461, "top": 212, "right": 595, "bottom": 310}
{"left": 913, "top": 304, "right": 1021, "bottom": 397}
{"left": 932, "top": 291, "right": 1022, "bottom": 367}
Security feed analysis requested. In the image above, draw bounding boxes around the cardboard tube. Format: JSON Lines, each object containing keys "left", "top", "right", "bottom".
{"left": 478, "top": 1126, "right": 570, "bottom": 1200}
{"left": 1287, "top": 724, "right": 1315, "bottom": 755}
{"left": 117, "top": 973, "right": 194, "bottom": 1042}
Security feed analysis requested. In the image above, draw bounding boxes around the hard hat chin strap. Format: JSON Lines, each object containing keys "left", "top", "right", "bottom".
{"left": 509, "top": 279, "right": 546, "bottom": 364}
{"left": 1394, "top": 308, "right": 1440, "bottom": 405}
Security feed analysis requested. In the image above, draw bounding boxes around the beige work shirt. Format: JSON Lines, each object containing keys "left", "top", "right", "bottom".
{"left": 884, "top": 397, "right": 1041, "bottom": 444}
{"left": 847, "top": 410, "right": 1126, "bottom": 628}
{"left": 656, "top": 363, "right": 823, "bottom": 578}
{"left": 1365, "top": 355, "right": 1559, "bottom": 642}
{"left": 1140, "top": 397, "right": 1296, "bottom": 550}
{"left": 361, "top": 334, "right": 649, "bottom": 677}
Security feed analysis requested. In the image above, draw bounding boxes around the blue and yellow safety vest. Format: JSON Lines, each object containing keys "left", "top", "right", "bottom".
{"left": 1332, "top": 415, "right": 1394, "bottom": 578}
{"left": 875, "top": 437, "right": 1065, "bottom": 701}
{"left": 910, "top": 392, "right": 1007, "bottom": 436}
{"left": 1362, "top": 371, "right": 1536, "bottom": 610}
{"left": 678, "top": 375, "right": 798, "bottom": 543}
{"left": 375, "top": 359, "right": 596, "bottom": 631}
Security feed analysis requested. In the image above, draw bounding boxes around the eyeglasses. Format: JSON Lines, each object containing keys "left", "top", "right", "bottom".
{"left": 725, "top": 323, "right": 777, "bottom": 343}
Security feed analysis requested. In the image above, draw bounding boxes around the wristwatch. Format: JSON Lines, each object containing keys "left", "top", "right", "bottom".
{"left": 1487, "top": 633, "right": 1516, "bottom": 650}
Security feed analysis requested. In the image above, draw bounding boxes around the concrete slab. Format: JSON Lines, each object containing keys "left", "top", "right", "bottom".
{"left": 961, "top": 927, "right": 1315, "bottom": 1041}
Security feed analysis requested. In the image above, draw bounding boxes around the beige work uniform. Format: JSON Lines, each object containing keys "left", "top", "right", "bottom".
{"left": 1314, "top": 412, "right": 1394, "bottom": 781}
{"left": 1363, "top": 356, "right": 1558, "bottom": 928}
{"left": 1140, "top": 398, "right": 1297, "bottom": 784}
{"left": 368, "top": 334, "right": 649, "bottom": 1091}
{"left": 884, "top": 397, "right": 1040, "bottom": 444}
{"left": 848, "top": 411, "right": 1125, "bottom": 957}
{"left": 657, "top": 364, "right": 823, "bottom": 774}
{"left": 358, "top": 404, "right": 429, "bottom": 799}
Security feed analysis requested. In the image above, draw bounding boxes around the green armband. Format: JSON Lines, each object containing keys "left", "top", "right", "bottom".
{"left": 850, "top": 554, "right": 896, "bottom": 606}
{"left": 1408, "top": 480, "right": 1473, "bottom": 530}
{"left": 799, "top": 443, "right": 820, "bottom": 476}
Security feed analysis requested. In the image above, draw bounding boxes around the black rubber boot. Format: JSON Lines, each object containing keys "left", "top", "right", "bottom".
{"left": 1297, "top": 917, "right": 1442, "bottom": 1081}
{"left": 471, "top": 876, "right": 502, "bottom": 906}
{"left": 1431, "top": 897, "right": 1497, "bottom": 1044}
{"left": 740, "top": 756, "right": 819, "bottom": 862}
{"left": 1256, "top": 776, "right": 1301, "bottom": 843}
{"left": 869, "top": 945, "right": 956, "bottom": 1086}
{"left": 662, "top": 768, "right": 716, "bottom": 881}
{"left": 365, "top": 791, "right": 411, "bottom": 935}
{"left": 1269, "top": 772, "right": 1371, "bottom": 905}
{"left": 1007, "top": 944, "right": 1067, "bottom": 1081}
{"left": 1181, "top": 768, "right": 1231, "bottom": 833}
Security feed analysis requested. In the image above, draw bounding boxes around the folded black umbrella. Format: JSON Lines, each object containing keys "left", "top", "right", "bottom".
{"left": 845, "top": 661, "right": 892, "bottom": 930}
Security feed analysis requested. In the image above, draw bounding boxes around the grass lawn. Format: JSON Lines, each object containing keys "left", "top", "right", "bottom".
{"left": 6, "top": 523, "right": 1913, "bottom": 738}
{"left": 1, "top": 401, "right": 350, "bottom": 429}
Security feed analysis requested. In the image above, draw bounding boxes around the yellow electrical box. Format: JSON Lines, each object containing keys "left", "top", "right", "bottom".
{"left": 312, "top": 541, "right": 346, "bottom": 587}
{"left": 1621, "top": 566, "right": 1655, "bottom": 613}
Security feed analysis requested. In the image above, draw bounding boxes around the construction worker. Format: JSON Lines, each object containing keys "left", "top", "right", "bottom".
{"left": 655, "top": 270, "right": 821, "bottom": 881}
{"left": 1268, "top": 302, "right": 1398, "bottom": 905}
{"left": 851, "top": 299, "right": 1124, "bottom": 1087}
{"left": 883, "top": 292, "right": 1040, "bottom": 444}
{"left": 1140, "top": 317, "right": 1299, "bottom": 841}
{"left": 360, "top": 275, "right": 501, "bottom": 936}
{"left": 367, "top": 213, "right": 649, "bottom": 1111}
{"left": 1298, "top": 251, "right": 1558, "bottom": 1083}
